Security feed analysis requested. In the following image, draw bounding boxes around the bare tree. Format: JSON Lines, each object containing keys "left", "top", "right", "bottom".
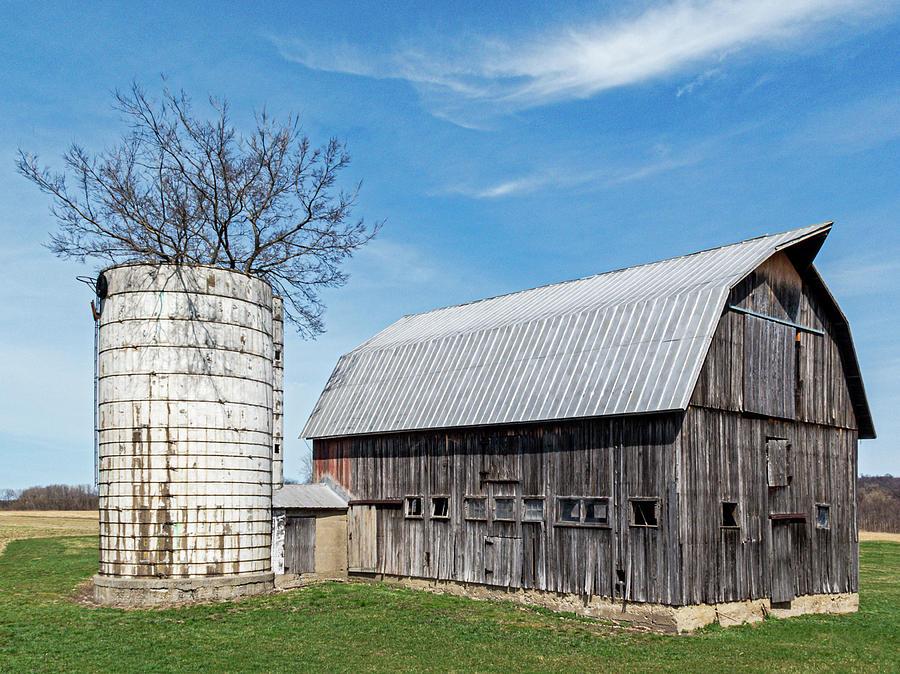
{"left": 17, "top": 81, "right": 380, "bottom": 336}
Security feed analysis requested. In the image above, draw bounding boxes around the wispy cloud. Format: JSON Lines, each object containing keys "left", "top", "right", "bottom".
{"left": 823, "top": 256, "right": 900, "bottom": 298}
{"left": 349, "top": 238, "right": 439, "bottom": 287}
{"left": 446, "top": 121, "right": 764, "bottom": 199}
{"left": 270, "top": 0, "right": 886, "bottom": 121}
{"left": 789, "top": 91, "right": 900, "bottom": 155}
{"left": 676, "top": 67, "right": 724, "bottom": 98}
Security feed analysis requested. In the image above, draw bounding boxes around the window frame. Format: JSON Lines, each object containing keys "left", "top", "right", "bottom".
{"left": 721, "top": 501, "right": 739, "bottom": 529}
{"left": 815, "top": 503, "right": 831, "bottom": 529}
{"left": 522, "top": 496, "right": 545, "bottom": 523}
{"left": 404, "top": 495, "right": 424, "bottom": 520}
{"left": 431, "top": 495, "right": 450, "bottom": 520}
{"left": 492, "top": 496, "right": 517, "bottom": 522}
{"left": 583, "top": 497, "right": 611, "bottom": 526}
{"left": 554, "top": 496, "right": 612, "bottom": 528}
{"left": 463, "top": 496, "right": 487, "bottom": 521}
{"left": 629, "top": 498, "right": 659, "bottom": 528}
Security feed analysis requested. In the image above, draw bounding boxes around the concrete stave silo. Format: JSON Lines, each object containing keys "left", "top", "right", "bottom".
{"left": 93, "top": 264, "right": 276, "bottom": 604}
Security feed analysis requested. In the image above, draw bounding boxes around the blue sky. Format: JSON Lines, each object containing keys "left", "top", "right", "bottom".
{"left": 1, "top": 1, "right": 898, "bottom": 489}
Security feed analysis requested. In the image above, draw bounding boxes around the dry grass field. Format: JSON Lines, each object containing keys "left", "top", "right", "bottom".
{"left": 858, "top": 531, "right": 900, "bottom": 542}
{"left": 0, "top": 510, "right": 97, "bottom": 555}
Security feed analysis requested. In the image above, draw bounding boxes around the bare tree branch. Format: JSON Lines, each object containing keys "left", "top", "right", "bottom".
{"left": 17, "top": 80, "right": 382, "bottom": 337}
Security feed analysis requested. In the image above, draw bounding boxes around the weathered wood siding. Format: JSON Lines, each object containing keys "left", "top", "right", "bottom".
{"left": 679, "top": 409, "right": 857, "bottom": 604}
{"left": 314, "top": 415, "right": 683, "bottom": 605}
{"left": 684, "top": 252, "right": 859, "bottom": 604}
{"left": 691, "top": 252, "right": 858, "bottom": 430}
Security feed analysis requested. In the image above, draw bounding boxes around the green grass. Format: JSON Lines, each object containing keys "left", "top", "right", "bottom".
{"left": 0, "top": 538, "right": 897, "bottom": 672}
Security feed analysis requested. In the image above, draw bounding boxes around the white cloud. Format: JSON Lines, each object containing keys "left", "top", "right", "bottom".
{"left": 271, "top": 0, "right": 886, "bottom": 119}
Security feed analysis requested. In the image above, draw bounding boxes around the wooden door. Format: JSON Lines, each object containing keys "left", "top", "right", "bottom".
{"left": 284, "top": 516, "right": 315, "bottom": 575}
{"left": 348, "top": 505, "right": 377, "bottom": 572}
{"left": 744, "top": 316, "right": 795, "bottom": 419}
{"left": 484, "top": 481, "right": 521, "bottom": 587}
{"left": 770, "top": 521, "right": 795, "bottom": 603}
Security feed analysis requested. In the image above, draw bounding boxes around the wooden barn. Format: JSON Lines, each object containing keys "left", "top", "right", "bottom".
{"left": 300, "top": 222, "right": 874, "bottom": 631}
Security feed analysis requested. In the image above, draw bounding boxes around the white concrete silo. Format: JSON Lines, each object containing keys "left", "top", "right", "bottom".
{"left": 93, "top": 264, "right": 277, "bottom": 604}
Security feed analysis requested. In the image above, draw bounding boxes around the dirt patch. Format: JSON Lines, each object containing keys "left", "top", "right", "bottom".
{"left": 859, "top": 531, "right": 900, "bottom": 542}
{"left": 0, "top": 510, "right": 98, "bottom": 556}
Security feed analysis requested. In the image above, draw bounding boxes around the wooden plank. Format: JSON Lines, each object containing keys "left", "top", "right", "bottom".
{"left": 283, "top": 516, "right": 315, "bottom": 574}
{"left": 348, "top": 505, "right": 376, "bottom": 572}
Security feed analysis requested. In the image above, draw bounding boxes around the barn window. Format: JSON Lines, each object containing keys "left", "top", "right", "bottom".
{"left": 558, "top": 498, "right": 581, "bottom": 523}
{"left": 494, "top": 497, "right": 516, "bottom": 521}
{"left": 523, "top": 498, "right": 544, "bottom": 522}
{"left": 464, "top": 497, "right": 486, "bottom": 520}
{"left": 274, "top": 443, "right": 280, "bottom": 455}
{"left": 584, "top": 498, "right": 610, "bottom": 525}
{"left": 816, "top": 504, "right": 830, "bottom": 529}
{"left": 405, "top": 496, "right": 423, "bottom": 519}
{"left": 556, "top": 497, "right": 610, "bottom": 526}
{"left": 630, "top": 499, "right": 658, "bottom": 527}
{"left": 722, "top": 502, "right": 739, "bottom": 528}
{"left": 431, "top": 496, "right": 450, "bottom": 520}
{"left": 274, "top": 348, "right": 281, "bottom": 362}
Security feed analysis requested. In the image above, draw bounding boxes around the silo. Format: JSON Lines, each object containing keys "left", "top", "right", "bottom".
{"left": 93, "top": 263, "right": 276, "bottom": 605}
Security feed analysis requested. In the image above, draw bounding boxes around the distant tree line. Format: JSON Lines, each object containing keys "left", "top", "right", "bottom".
{"left": 0, "top": 477, "right": 896, "bottom": 528}
{"left": 0, "top": 484, "right": 98, "bottom": 510}
{"left": 858, "top": 475, "right": 900, "bottom": 533}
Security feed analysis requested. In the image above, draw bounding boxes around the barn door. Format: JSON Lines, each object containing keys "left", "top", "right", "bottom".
{"left": 744, "top": 316, "right": 795, "bottom": 419}
{"left": 770, "top": 521, "right": 795, "bottom": 603}
{"left": 348, "top": 505, "right": 377, "bottom": 572}
{"left": 484, "top": 481, "right": 521, "bottom": 587}
{"left": 284, "top": 516, "right": 315, "bottom": 575}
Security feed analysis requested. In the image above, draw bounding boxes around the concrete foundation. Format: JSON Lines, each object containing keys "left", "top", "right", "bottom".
{"left": 92, "top": 572, "right": 274, "bottom": 606}
{"left": 367, "top": 574, "right": 858, "bottom": 633}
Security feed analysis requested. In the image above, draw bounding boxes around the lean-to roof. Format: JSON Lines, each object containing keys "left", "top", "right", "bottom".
{"left": 303, "top": 222, "right": 873, "bottom": 439}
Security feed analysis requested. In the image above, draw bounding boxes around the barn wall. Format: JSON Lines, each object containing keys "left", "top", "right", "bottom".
{"left": 683, "top": 251, "right": 859, "bottom": 605}
{"left": 315, "top": 414, "right": 683, "bottom": 605}
{"left": 679, "top": 409, "right": 858, "bottom": 604}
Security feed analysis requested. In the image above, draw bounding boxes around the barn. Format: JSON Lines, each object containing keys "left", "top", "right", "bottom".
{"left": 300, "top": 222, "right": 874, "bottom": 631}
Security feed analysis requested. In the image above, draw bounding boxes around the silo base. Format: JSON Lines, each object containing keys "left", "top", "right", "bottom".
{"left": 92, "top": 572, "right": 275, "bottom": 606}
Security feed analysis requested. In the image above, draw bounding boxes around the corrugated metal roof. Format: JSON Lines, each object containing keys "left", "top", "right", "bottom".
{"left": 273, "top": 483, "right": 348, "bottom": 509}
{"left": 303, "top": 223, "right": 838, "bottom": 439}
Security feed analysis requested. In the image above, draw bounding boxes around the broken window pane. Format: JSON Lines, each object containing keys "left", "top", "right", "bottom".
{"left": 405, "top": 496, "right": 422, "bottom": 518}
{"left": 817, "top": 504, "right": 830, "bottom": 528}
{"left": 523, "top": 498, "right": 544, "bottom": 521}
{"left": 465, "top": 497, "right": 486, "bottom": 520}
{"left": 558, "top": 498, "right": 580, "bottom": 523}
{"left": 722, "top": 501, "right": 738, "bottom": 528}
{"left": 584, "top": 498, "right": 609, "bottom": 525}
{"left": 431, "top": 496, "right": 449, "bottom": 519}
{"left": 631, "top": 499, "right": 658, "bottom": 527}
{"left": 494, "top": 497, "right": 515, "bottom": 521}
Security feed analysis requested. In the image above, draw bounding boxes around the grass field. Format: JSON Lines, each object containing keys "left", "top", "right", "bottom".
{"left": 0, "top": 518, "right": 896, "bottom": 672}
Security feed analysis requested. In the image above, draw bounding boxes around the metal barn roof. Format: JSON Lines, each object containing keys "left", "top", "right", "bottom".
{"left": 273, "top": 483, "right": 348, "bottom": 509}
{"left": 303, "top": 223, "right": 872, "bottom": 439}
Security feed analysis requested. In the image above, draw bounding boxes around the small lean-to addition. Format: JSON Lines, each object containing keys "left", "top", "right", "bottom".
{"left": 301, "top": 222, "right": 874, "bottom": 632}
